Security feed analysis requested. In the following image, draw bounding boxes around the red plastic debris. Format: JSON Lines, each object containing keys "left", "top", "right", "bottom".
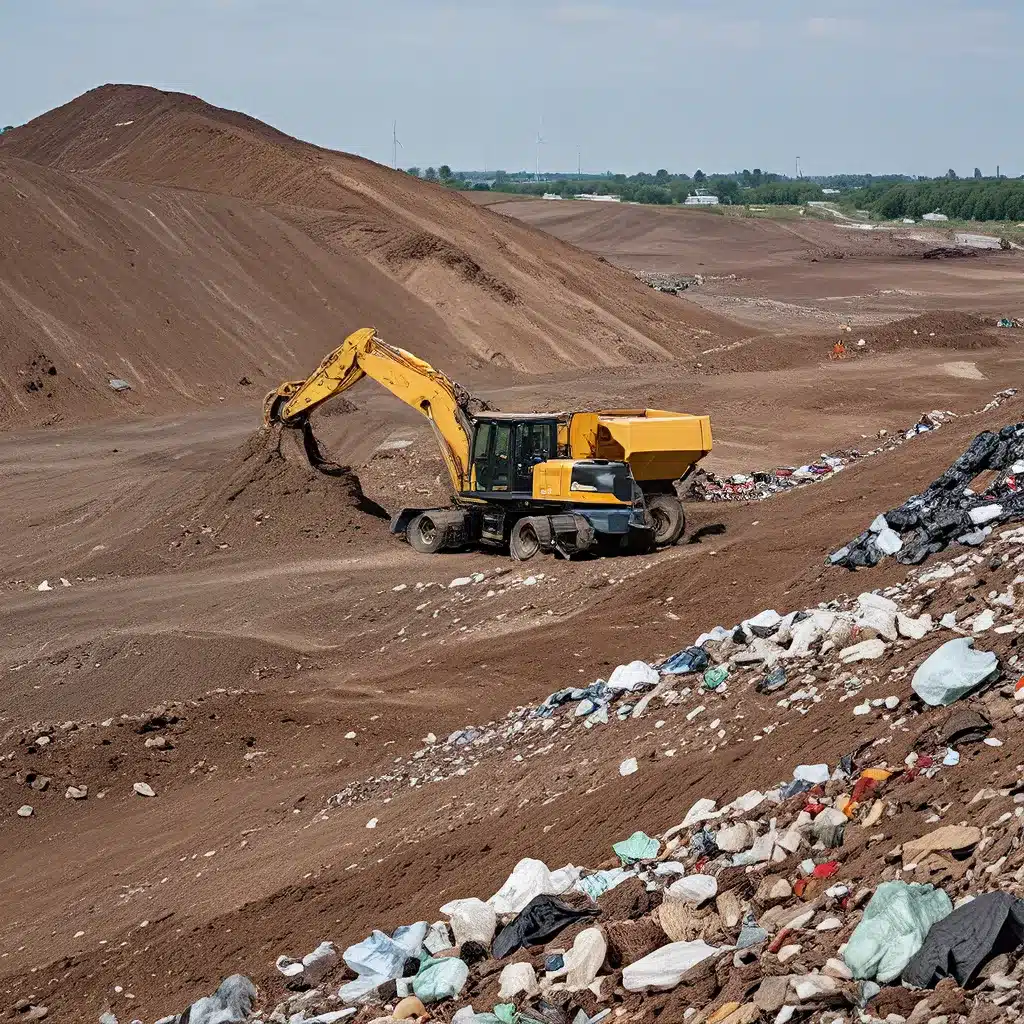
{"left": 813, "top": 860, "right": 840, "bottom": 879}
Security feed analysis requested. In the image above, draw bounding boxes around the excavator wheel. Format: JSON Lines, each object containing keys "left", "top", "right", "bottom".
{"left": 510, "top": 516, "right": 548, "bottom": 562}
{"left": 407, "top": 512, "right": 448, "bottom": 554}
{"left": 647, "top": 494, "right": 686, "bottom": 546}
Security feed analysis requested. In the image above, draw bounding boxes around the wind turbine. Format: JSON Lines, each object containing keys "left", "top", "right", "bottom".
{"left": 392, "top": 120, "right": 403, "bottom": 170}
{"left": 535, "top": 118, "right": 546, "bottom": 182}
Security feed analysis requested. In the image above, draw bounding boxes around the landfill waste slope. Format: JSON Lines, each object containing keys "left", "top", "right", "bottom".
{"left": 120, "top": 514, "right": 1022, "bottom": 1024}
{"left": 831, "top": 421, "right": 1024, "bottom": 569}
{"left": 690, "top": 387, "right": 1017, "bottom": 503}
{"left": 15, "top": 506, "right": 1024, "bottom": 1022}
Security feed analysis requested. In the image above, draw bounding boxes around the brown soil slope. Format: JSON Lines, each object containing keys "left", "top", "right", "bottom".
{"left": 0, "top": 155, "right": 460, "bottom": 427}
{"left": 1, "top": 85, "right": 744, "bottom": 414}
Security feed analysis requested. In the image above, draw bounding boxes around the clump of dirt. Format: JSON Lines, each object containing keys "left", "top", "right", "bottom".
{"left": 88, "top": 426, "right": 389, "bottom": 575}
{"left": 859, "top": 311, "right": 999, "bottom": 352}
{"left": 170, "top": 425, "right": 389, "bottom": 556}
{"left": 383, "top": 231, "right": 519, "bottom": 304}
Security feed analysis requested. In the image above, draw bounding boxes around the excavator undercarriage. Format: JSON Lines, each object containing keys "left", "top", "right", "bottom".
{"left": 264, "top": 328, "right": 712, "bottom": 560}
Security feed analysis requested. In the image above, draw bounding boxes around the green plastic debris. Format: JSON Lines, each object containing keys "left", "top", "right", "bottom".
{"left": 413, "top": 956, "right": 469, "bottom": 1003}
{"left": 702, "top": 665, "right": 729, "bottom": 690}
{"left": 612, "top": 830, "right": 660, "bottom": 866}
{"left": 494, "top": 1004, "right": 517, "bottom": 1024}
{"left": 843, "top": 880, "right": 952, "bottom": 983}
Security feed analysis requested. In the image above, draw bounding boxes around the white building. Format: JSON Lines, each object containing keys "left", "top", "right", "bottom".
{"left": 822, "top": 188, "right": 842, "bottom": 195}
{"left": 922, "top": 212, "right": 949, "bottom": 222}
{"left": 576, "top": 193, "right": 621, "bottom": 202}
{"left": 684, "top": 188, "right": 719, "bottom": 206}
{"left": 542, "top": 193, "right": 563, "bottom": 200}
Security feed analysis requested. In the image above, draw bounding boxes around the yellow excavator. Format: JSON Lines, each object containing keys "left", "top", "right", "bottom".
{"left": 264, "top": 328, "right": 712, "bottom": 560}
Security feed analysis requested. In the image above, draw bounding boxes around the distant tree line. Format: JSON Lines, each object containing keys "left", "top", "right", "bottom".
{"left": 845, "top": 178, "right": 1024, "bottom": 221}
{"left": 400, "top": 163, "right": 1024, "bottom": 220}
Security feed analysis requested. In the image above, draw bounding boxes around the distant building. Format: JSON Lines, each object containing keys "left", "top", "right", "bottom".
{"left": 684, "top": 188, "right": 719, "bottom": 206}
{"left": 542, "top": 193, "right": 563, "bottom": 200}
{"left": 922, "top": 212, "right": 949, "bottom": 222}
{"left": 821, "top": 188, "right": 841, "bottom": 195}
{"left": 576, "top": 193, "right": 621, "bottom": 202}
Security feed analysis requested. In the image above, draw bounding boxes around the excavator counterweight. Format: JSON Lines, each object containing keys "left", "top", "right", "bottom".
{"left": 265, "top": 328, "right": 712, "bottom": 559}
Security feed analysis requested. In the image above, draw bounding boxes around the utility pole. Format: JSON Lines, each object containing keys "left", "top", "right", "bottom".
{"left": 795, "top": 155, "right": 801, "bottom": 179}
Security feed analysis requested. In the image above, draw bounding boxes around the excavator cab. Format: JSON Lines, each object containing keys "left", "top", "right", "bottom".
{"left": 468, "top": 416, "right": 558, "bottom": 495}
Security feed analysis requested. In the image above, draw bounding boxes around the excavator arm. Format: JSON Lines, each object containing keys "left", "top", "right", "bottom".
{"left": 264, "top": 328, "right": 476, "bottom": 494}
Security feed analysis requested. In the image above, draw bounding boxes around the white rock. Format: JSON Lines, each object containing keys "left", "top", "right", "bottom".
{"left": 365, "top": 817, "right": 378, "bottom": 829}
{"left": 869, "top": 514, "right": 888, "bottom": 534}
{"left": 839, "top": 638, "right": 887, "bottom": 664}
{"left": 449, "top": 576, "right": 473, "bottom": 588}
{"left": 667, "top": 875, "right": 718, "bottom": 906}
{"left": 816, "top": 917, "right": 842, "bottom": 931}
{"left": 440, "top": 898, "right": 497, "bottom": 945}
{"left": 499, "top": 962, "right": 538, "bottom": 999}
{"left": 792, "top": 975, "right": 838, "bottom": 1002}
{"left": 715, "top": 823, "right": 751, "bottom": 853}
{"left": 875, "top": 528, "right": 903, "bottom": 555}
{"left": 855, "top": 592, "right": 898, "bottom": 640}
{"left": 884, "top": 696, "right": 900, "bottom": 710}
{"left": 17, "top": 805, "right": 33, "bottom": 817}
{"left": 970, "top": 504, "right": 1002, "bottom": 525}
{"left": 132, "top": 782, "right": 156, "bottom": 798}
{"left": 972, "top": 609, "right": 995, "bottom": 633}
{"left": 65, "top": 785, "right": 88, "bottom": 800}
{"left": 823, "top": 957, "right": 853, "bottom": 980}
{"left": 897, "top": 612, "right": 932, "bottom": 640}
{"left": 619, "top": 757, "right": 638, "bottom": 777}
{"left": 777, "top": 944, "right": 802, "bottom": 963}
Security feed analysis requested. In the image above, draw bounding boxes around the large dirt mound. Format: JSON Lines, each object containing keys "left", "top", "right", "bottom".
{"left": 0, "top": 85, "right": 745, "bottom": 412}
{"left": 0, "top": 154, "right": 460, "bottom": 428}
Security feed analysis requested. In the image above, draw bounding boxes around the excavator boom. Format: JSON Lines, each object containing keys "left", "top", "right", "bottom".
{"left": 264, "top": 328, "right": 475, "bottom": 493}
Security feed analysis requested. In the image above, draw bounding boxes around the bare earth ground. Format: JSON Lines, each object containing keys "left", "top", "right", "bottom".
{"left": 487, "top": 198, "right": 1024, "bottom": 331}
{"left": 1, "top": 87, "right": 1023, "bottom": 1020}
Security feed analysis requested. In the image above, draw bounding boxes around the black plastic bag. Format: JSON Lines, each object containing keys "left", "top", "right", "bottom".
{"left": 903, "top": 891, "right": 1024, "bottom": 988}
{"left": 492, "top": 895, "right": 601, "bottom": 960}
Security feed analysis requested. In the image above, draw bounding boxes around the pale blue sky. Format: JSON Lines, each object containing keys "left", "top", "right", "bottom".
{"left": 1, "top": 0, "right": 1019, "bottom": 176}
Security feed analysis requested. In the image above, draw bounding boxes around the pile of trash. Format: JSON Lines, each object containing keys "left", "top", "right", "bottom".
{"left": 100, "top": 519, "right": 1024, "bottom": 1024}
{"left": 689, "top": 390, "right": 1017, "bottom": 504}
{"left": 831, "top": 423, "right": 1024, "bottom": 569}
{"left": 996, "top": 318, "right": 1023, "bottom": 329}
{"left": 636, "top": 271, "right": 701, "bottom": 295}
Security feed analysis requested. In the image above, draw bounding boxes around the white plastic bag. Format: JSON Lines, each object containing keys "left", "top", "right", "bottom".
{"left": 622, "top": 940, "right": 723, "bottom": 991}
{"left": 911, "top": 638, "right": 998, "bottom": 707}
{"left": 607, "top": 660, "right": 659, "bottom": 691}
{"left": 488, "top": 858, "right": 579, "bottom": 914}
